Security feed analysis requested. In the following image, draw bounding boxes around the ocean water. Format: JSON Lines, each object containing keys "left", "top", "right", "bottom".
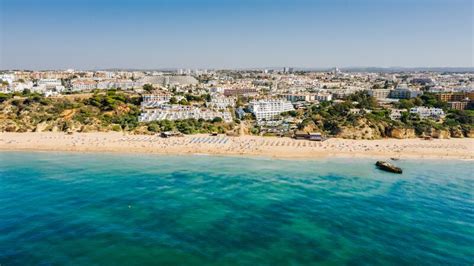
{"left": 0, "top": 152, "right": 473, "bottom": 265}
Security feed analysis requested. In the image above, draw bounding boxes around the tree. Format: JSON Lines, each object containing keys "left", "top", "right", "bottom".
{"left": 348, "top": 91, "right": 378, "bottom": 109}
{"left": 178, "top": 99, "right": 189, "bottom": 105}
{"left": 420, "top": 93, "right": 448, "bottom": 109}
{"left": 22, "top": 89, "right": 31, "bottom": 96}
{"left": 446, "top": 110, "right": 474, "bottom": 125}
{"left": 212, "top": 117, "right": 223, "bottom": 123}
{"left": 169, "top": 97, "right": 178, "bottom": 104}
{"left": 397, "top": 99, "right": 414, "bottom": 109}
{"left": 400, "top": 111, "right": 410, "bottom": 124}
{"left": 0, "top": 93, "right": 11, "bottom": 103}
{"left": 371, "top": 84, "right": 382, "bottom": 90}
{"left": 329, "top": 101, "right": 352, "bottom": 116}
{"left": 281, "top": 110, "right": 298, "bottom": 117}
{"left": 159, "top": 120, "right": 175, "bottom": 131}
{"left": 143, "top": 84, "right": 154, "bottom": 92}
{"left": 147, "top": 122, "right": 160, "bottom": 132}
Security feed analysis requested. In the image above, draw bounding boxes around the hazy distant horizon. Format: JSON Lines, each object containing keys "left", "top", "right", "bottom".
{"left": 1, "top": 66, "right": 474, "bottom": 73}
{"left": 1, "top": 0, "right": 473, "bottom": 69}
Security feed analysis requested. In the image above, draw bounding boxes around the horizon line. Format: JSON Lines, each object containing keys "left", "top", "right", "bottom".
{"left": 2, "top": 66, "right": 474, "bottom": 72}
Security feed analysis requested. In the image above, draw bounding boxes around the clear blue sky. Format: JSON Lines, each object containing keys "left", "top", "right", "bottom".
{"left": 0, "top": 0, "right": 472, "bottom": 69}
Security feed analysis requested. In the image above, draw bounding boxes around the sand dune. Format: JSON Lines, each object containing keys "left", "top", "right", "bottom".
{"left": 0, "top": 132, "right": 472, "bottom": 160}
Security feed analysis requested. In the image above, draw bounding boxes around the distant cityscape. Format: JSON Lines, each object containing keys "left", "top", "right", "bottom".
{"left": 0, "top": 67, "right": 473, "bottom": 137}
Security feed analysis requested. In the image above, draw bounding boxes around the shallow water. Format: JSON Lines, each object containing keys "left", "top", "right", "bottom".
{"left": 0, "top": 152, "right": 473, "bottom": 265}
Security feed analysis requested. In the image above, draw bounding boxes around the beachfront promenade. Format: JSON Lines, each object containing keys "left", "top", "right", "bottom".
{"left": 1, "top": 132, "right": 472, "bottom": 160}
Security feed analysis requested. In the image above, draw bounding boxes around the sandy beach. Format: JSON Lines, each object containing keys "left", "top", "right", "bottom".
{"left": 1, "top": 132, "right": 473, "bottom": 160}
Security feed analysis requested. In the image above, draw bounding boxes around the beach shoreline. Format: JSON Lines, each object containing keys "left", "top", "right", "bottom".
{"left": 1, "top": 132, "right": 473, "bottom": 160}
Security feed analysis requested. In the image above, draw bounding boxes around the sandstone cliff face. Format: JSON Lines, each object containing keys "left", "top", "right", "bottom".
{"left": 0, "top": 119, "right": 29, "bottom": 132}
{"left": 333, "top": 118, "right": 389, "bottom": 139}
{"left": 0, "top": 120, "right": 19, "bottom": 132}
{"left": 432, "top": 129, "right": 450, "bottom": 139}
{"left": 302, "top": 121, "right": 321, "bottom": 134}
{"left": 337, "top": 124, "right": 383, "bottom": 140}
{"left": 337, "top": 127, "right": 378, "bottom": 139}
{"left": 388, "top": 128, "right": 416, "bottom": 139}
{"left": 450, "top": 127, "right": 464, "bottom": 138}
{"left": 34, "top": 122, "right": 49, "bottom": 132}
{"left": 1, "top": 118, "right": 94, "bottom": 133}
{"left": 467, "top": 128, "right": 474, "bottom": 138}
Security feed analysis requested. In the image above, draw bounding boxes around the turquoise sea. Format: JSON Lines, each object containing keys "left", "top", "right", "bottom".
{"left": 0, "top": 152, "right": 473, "bottom": 265}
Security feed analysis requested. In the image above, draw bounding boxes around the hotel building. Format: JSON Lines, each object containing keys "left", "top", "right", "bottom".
{"left": 248, "top": 99, "right": 295, "bottom": 122}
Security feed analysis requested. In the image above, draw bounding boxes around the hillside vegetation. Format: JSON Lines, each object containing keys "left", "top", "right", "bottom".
{"left": 0, "top": 90, "right": 472, "bottom": 138}
{"left": 0, "top": 90, "right": 234, "bottom": 135}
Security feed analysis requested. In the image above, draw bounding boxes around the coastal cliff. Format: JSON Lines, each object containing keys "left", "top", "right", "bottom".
{"left": 388, "top": 128, "right": 417, "bottom": 139}
{"left": 0, "top": 91, "right": 472, "bottom": 139}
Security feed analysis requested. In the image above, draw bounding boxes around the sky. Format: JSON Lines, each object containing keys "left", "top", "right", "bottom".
{"left": 0, "top": 0, "right": 473, "bottom": 70}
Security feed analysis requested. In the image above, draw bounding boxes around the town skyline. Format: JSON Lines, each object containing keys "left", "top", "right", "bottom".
{"left": 2, "top": 67, "right": 474, "bottom": 72}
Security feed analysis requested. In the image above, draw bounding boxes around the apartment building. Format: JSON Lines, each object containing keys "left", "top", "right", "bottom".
{"left": 141, "top": 93, "right": 172, "bottom": 108}
{"left": 71, "top": 79, "right": 97, "bottom": 91}
{"left": 282, "top": 94, "right": 314, "bottom": 102}
{"left": 368, "top": 89, "right": 392, "bottom": 99}
{"left": 410, "top": 107, "right": 445, "bottom": 119}
{"left": 390, "top": 88, "right": 423, "bottom": 99}
{"left": 448, "top": 101, "right": 469, "bottom": 111}
{"left": 248, "top": 99, "right": 295, "bottom": 122}
{"left": 368, "top": 88, "right": 422, "bottom": 99}
{"left": 38, "top": 79, "right": 62, "bottom": 89}
{"left": 139, "top": 105, "right": 232, "bottom": 123}
{"left": 435, "top": 92, "right": 473, "bottom": 102}
{"left": 315, "top": 92, "right": 333, "bottom": 102}
{"left": 206, "top": 95, "right": 236, "bottom": 109}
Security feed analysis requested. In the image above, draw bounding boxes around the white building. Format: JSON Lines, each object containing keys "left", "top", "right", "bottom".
{"left": 9, "top": 81, "right": 34, "bottom": 93}
{"left": 0, "top": 74, "right": 15, "bottom": 84}
{"left": 282, "top": 94, "right": 314, "bottom": 102}
{"left": 141, "top": 93, "right": 172, "bottom": 108}
{"left": 206, "top": 95, "right": 236, "bottom": 109}
{"left": 96, "top": 79, "right": 143, "bottom": 90}
{"left": 248, "top": 99, "right": 295, "bottom": 122}
{"left": 410, "top": 107, "right": 445, "bottom": 119}
{"left": 71, "top": 79, "right": 97, "bottom": 91}
{"left": 368, "top": 88, "right": 422, "bottom": 99}
{"left": 390, "top": 86, "right": 423, "bottom": 99}
{"left": 315, "top": 92, "right": 332, "bottom": 102}
{"left": 38, "top": 79, "right": 62, "bottom": 88}
{"left": 368, "top": 89, "right": 392, "bottom": 99}
{"left": 139, "top": 105, "right": 232, "bottom": 123}
{"left": 389, "top": 109, "right": 407, "bottom": 120}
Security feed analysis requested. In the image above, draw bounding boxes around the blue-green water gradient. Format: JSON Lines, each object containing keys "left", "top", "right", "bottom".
{"left": 0, "top": 152, "right": 473, "bottom": 265}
